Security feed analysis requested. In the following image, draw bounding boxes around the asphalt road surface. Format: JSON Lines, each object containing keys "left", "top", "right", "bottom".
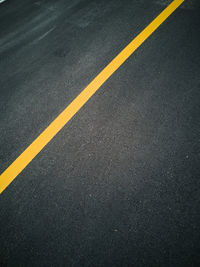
{"left": 0, "top": 0, "right": 200, "bottom": 266}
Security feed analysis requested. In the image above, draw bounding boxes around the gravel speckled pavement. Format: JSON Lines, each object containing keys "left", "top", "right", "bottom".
{"left": 0, "top": 0, "right": 200, "bottom": 266}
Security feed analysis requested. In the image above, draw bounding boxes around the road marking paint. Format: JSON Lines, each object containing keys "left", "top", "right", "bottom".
{"left": 0, "top": 0, "right": 184, "bottom": 194}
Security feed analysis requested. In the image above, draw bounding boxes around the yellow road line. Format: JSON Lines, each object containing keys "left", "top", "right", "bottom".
{"left": 0, "top": 0, "right": 184, "bottom": 194}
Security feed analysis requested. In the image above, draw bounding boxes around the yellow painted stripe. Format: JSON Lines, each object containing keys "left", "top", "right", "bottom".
{"left": 0, "top": 0, "right": 184, "bottom": 194}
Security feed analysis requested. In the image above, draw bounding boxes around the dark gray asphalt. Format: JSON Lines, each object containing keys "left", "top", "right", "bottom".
{"left": 0, "top": 0, "right": 200, "bottom": 266}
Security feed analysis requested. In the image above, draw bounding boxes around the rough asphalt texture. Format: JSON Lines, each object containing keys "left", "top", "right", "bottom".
{"left": 0, "top": 0, "right": 200, "bottom": 266}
